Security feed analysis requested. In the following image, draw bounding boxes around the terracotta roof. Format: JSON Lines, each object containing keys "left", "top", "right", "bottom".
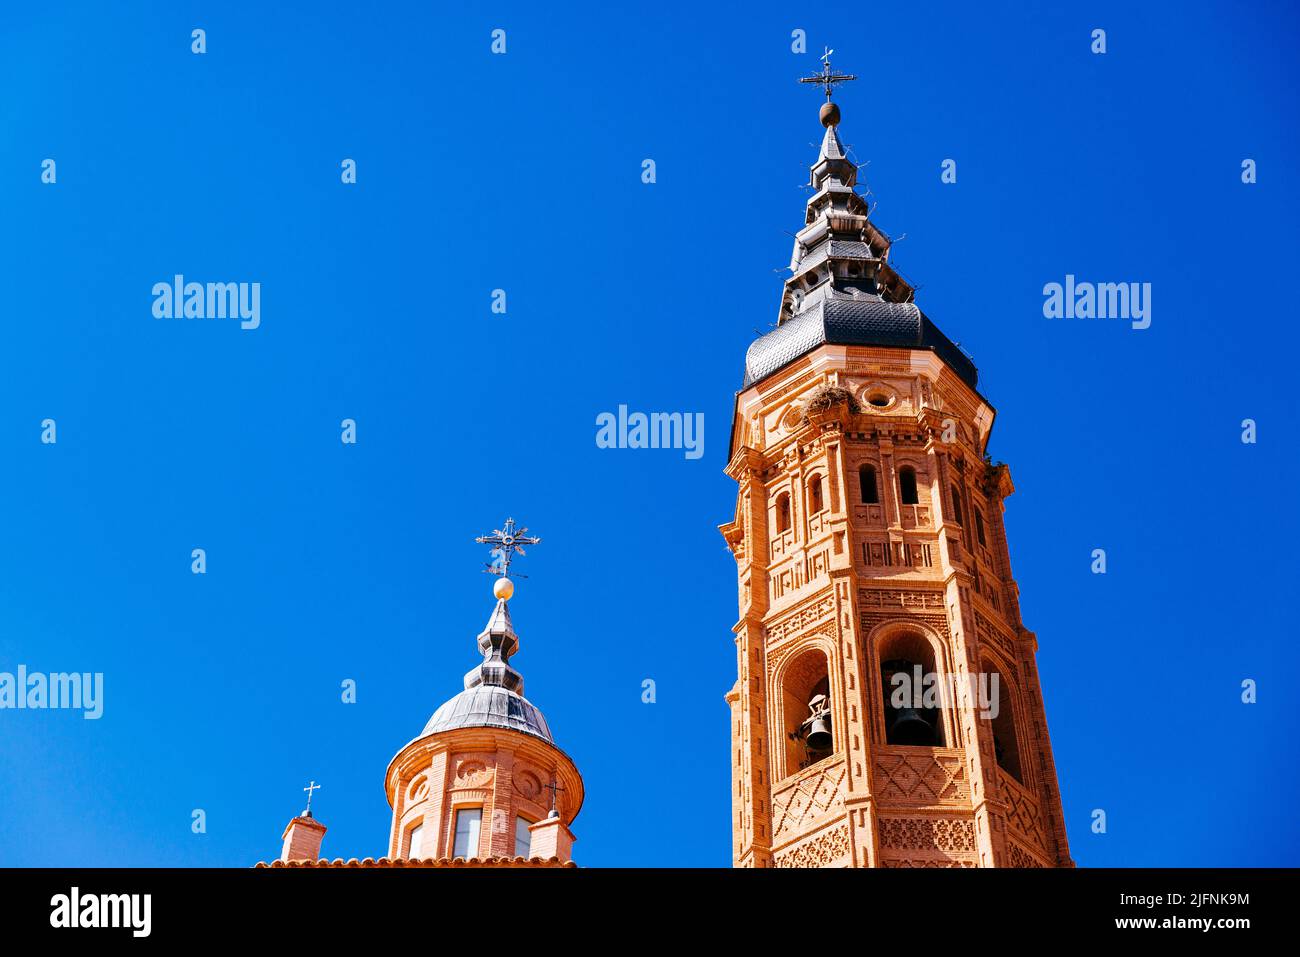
{"left": 255, "top": 855, "right": 576, "bottom": 869}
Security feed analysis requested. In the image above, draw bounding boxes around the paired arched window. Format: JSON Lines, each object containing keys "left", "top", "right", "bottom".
{"left": 775, "top": 492, "right": 791, "bottom": 533}
{"left": 859, "top": 465, "right": 879, "bottom": 504}
{"left": 898, "top": 466, "right": 919, "bottom": 506}
{"left": 781, "top": 649, "right": 834, "bottom": 776}
{"left": 879, "top": 632, "right": 945, "bottom": 747}
{"left": 808, "top": 473, "right": 824, "bottom": 514}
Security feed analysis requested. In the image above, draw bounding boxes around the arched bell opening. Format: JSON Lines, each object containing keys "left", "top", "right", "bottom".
{"left": 984, "top": 660, "right": 1023, "bottom": 784}
{"left": 780, "top": 648, "right": 834, "bottom": 777}
{"left": 878, "top": 631, "right": 947, "bottom": 748}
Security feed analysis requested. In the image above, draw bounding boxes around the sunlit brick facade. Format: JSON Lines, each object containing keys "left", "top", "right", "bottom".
{"left": 719, "top": 99, "right": 1072, "bottom": 869}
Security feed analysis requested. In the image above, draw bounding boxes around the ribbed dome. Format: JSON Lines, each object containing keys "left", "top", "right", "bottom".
{"left": 418, "top": 594, "right": 556, "bottom": 745}
{"left": 422, "top": 685, "right": 554, "bottom": 743}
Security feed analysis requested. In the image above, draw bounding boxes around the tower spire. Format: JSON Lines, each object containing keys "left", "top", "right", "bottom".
{"left": 462, "top": 519, "right": 541, "bottom": 695}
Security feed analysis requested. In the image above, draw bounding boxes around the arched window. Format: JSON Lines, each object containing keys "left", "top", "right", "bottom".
{"left": 859, "top": 465, "right": 879, "bottom": 504}
{"left": 987, "top": 664, "right": 1022, "bottom": 782}
{"left": 781, "top": 649, "right": 833, "bottom": 776}
{"left": 898, "top": 466, "right": 919, "bottom": 506}
{"left": 808, "top": 474, "right": 824, "bottom": 514}
{"left": 878, "top": 632, "right": 945, "bottom": 747}
{"left": 950, "top": 487, "right": 964, "bottom": 525}
{"left": 775, "top": 493, "right": 791, "bottom": 533}
{"left": 975, "top": 509, "right": 987, "bottom": 547}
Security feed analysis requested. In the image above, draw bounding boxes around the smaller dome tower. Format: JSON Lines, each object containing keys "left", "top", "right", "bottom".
{"left": 383, "top": 520, "right": 582, "bottom": 864}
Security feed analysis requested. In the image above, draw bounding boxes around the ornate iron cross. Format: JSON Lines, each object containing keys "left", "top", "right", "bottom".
{"left": 800, "top": 47, "right": 856, "bottom": 100}
{"left": 475, "top": 518, "right": 540, "bottom": 577}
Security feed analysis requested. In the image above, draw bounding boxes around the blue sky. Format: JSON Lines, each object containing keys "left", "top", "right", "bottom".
{"left": 1, "top": 0, "right": 1297, "bottom": 867}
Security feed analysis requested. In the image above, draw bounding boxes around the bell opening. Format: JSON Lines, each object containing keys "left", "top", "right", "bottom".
{"left": 881, "top": 653, "right": 945, "bottom": 748}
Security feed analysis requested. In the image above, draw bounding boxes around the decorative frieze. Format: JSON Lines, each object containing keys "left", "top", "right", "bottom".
{"left": 879, "top": 816, "right": 977, "bottom": 853}
{"left": 773, "top": 823, "right": 850, "bottom": 868}
{"left": 765, "top": 593, "right": 837, "bottom": 646}
{"left": 859, "top": 588, "right": 945, "bottom": 610}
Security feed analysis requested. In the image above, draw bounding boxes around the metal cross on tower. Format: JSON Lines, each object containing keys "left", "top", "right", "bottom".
{"left": 800, "top": 47, "right": 857, "bottom": 100}
{"left": 543, "top": 778, "right": 564, "bottom": 814}
{"left": 475, "top": 517, "right": 540, "bottom": 578}
{"left": 302, "top": 780, "right": 321, "bottom": 817}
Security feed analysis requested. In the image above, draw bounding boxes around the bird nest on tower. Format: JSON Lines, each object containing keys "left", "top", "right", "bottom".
{"left": 800, "top": 385, "right": 860, "bottom": 424}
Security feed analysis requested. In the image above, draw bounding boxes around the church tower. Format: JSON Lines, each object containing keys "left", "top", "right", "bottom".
{"left": 719, "top": 62, "right": 1072, "bottom": 869}
{"left": 384, "top": 521, "right": 583, "bottom": 864}
{"left": 260, "top": 519, "right": 582, "bottom": 868}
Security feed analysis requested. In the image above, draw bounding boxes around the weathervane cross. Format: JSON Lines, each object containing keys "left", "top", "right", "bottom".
{"left": 475, "top": 517, "right": 540, "bottom": 578}
{"left": 800, "top": 47, "right": 857, "bottom": 100}
{"left": 303, "top": 780, "right": 321, "bottom": 816}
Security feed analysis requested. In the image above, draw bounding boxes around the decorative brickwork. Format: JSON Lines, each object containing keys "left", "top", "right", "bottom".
{"left": 774, "top": 824, "right": 851, "bottom": 868}
{"left": 720, "top": 98, "right": 1074, "bottom": 869}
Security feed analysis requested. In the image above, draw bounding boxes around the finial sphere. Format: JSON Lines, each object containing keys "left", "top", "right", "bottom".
{"left": 494, "top": 577, "right": 515, "bottom": 601}
{"left": 819, "top": 101, "right": 841, "bottom": 128}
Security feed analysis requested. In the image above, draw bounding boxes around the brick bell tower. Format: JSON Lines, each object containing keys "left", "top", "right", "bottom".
{"left": 719, "top": 64, "right": 1072, "bottom": 869}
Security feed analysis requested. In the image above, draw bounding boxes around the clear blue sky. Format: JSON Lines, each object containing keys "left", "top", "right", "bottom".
{"left": 1, "top": 0, "right": 1297, "bottom": 867}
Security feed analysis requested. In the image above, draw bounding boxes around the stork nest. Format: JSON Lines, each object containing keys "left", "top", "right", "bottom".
{"left": 800, "top": 385, "right": 861, "bottom": 423}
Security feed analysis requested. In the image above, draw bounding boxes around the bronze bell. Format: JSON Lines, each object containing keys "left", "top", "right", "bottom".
{"left": 801, "top": 693, "right": 832, "bottom": 751}
{"left": 888, "top": 706, "right": 935, "bottom": 746}
{"left": 805, "top": 714, "right": 832, "bottom": 751}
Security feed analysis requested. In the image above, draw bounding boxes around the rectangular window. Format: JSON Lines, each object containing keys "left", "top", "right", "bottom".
{"left": 860, "top": 466, "right": 878, "bottom": 504}
{"left": 407, "top": 822, "right": 424, "bottom": 859}
{"left": 975, "top": 510, "right": 987, "bottom": 547}
{"left": 453, "top": 808, "right": 481, "bottom": 859}
{"left": 514, "top": 816, "right": 532, "bottom": 858}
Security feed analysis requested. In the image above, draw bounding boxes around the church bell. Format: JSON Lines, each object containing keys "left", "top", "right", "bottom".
{"left": 801, "top": 692, "right": 832, "bottom": 752}
{"left": 805, "top": 714, "right": 832, "bottom": 751}
{"left": 887, "top": 705, "right": 935, "bottom": 746}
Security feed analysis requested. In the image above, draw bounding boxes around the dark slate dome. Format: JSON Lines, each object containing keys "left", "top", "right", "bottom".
{"left": 743, "top": 287, "right": 978, "bottom": 390}
{"left": 422, "top": 685, "right": 554, "bottom": 743}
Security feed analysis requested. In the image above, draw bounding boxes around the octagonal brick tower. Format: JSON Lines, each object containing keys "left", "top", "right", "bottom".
{"left": 719, "top": 99, "right": 1072, "bottom": 869}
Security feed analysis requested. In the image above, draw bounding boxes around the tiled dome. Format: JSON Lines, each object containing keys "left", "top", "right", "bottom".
{"left": 422, "top": 685, "right": 554, "bottom": 743}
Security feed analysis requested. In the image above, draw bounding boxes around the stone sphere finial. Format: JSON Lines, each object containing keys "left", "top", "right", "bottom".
{"left": 819, "top": 101, "right": 841, "bottom": 127}
{"left": 493, "top": 577, "right": 514, "bottom": 601}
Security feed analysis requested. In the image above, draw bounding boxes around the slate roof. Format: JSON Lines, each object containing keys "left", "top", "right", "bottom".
{"left": 422, "top": 684, "right": 554, "bottom": 743}
{"left": 743, "top": 104, "right": 979, "bottom": 393}
{"left": 743, "top": 287, "right": 978, "bottom": 390}
{"left": 418, "top": 597, "right": 555, "bottom": 744}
